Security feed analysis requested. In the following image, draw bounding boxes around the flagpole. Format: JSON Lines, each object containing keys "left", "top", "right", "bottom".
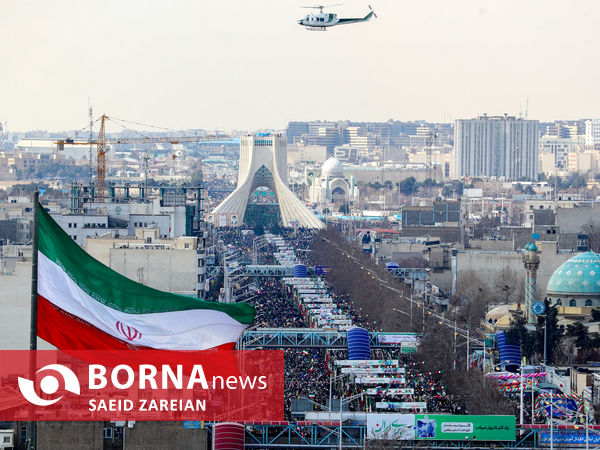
{"left": 29, "top": 190, "right": 39, "bottom": 450}
{"left": 30, "top": 191, "right": 39, "bottom": 350}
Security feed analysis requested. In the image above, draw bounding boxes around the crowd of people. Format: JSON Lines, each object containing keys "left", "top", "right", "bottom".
{"left": 223, "top": 227, "right": 462, "bottom": 419}
{"left": 252, "top": 280, "right": 306, "bottom": 328}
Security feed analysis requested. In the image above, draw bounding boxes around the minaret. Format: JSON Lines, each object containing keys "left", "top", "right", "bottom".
{"left": 523, "top": 242, "right": 540, "bottom": 324}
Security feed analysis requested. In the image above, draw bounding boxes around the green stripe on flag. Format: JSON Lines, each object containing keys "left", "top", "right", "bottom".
{"left": 37, "top": 204, "right": 255, "bottom": 323}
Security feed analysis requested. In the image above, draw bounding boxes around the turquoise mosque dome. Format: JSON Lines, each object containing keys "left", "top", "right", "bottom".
{"left": 525, "top": 242, "right": 538, "bottom": 252}
{"left": 546, "top": 251, "right": 600, "bottom": 308}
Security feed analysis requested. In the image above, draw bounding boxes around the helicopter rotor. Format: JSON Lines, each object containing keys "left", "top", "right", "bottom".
{"left": 301, "top": 4, "right": 343, "bottom": 13}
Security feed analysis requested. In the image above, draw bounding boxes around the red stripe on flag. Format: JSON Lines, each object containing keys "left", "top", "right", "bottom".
{"left": 36, "top": 295, "right": 236, "bottom": 351}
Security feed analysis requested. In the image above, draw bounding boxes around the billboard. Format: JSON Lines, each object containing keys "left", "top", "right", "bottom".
{"left": 314, "top": 265, "right": 331, "bottom": 275}
{"left": 414, "top": 415, "right": 515, "bottom": 441}
{"left": 366, "top": 388, "right": 414, "bottom": 396}
{"left": 336, "top": 360, "right": 399, "bottom": 366}
{"left": 539, "top": 431, "right": 600, "bottom": 447}
{"left": 377, "top": 402, "right": 427, "bottom": 410}
{"left": 340, "top": 367, "right": 404, "bottom": 374}
{"left": 367, "top": 413, "right": 415, "bottom": 440}
{"left": 355, "top": 377, "right": 405, "bottom": 384}
{"left": 377, "top": 333, "right": 420, "bottom": 344}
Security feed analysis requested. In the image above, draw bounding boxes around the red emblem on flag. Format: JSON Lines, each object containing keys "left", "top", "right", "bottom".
{"left": 116, "top": 321, "right": 142, "bottom": 341}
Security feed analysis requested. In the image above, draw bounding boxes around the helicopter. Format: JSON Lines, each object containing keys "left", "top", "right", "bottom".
{"left": 298, "top": 4, "right": 377, "bottom": 30}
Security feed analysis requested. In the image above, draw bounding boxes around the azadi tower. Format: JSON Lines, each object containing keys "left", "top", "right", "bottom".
{"left": 210, "top": 133, "right": 324, "bottom": 229}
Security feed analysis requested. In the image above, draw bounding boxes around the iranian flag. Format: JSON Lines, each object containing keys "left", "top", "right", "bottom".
{"left": 35, "top": 204, "right": 255, "bottom": 351}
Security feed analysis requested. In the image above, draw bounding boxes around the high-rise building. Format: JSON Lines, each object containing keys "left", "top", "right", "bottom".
{"left": 306, "top": 125, "right": 340, "bottom": 157}
{"left": 539, "top": 136, "right": 575, "bottom": 170}
{"left": 454, "top": 115, "right": 539, "bottom": 180}
{"left": 342, "top": 126, "right": 377, "bottom": 153}
{"left": 585, "top": 119, "right": 600, "bottom": 147}
{"left": 287, "top": 121, "right": 309, "bottom": 144}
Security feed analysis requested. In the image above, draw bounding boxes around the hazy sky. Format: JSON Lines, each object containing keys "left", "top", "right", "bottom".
{"left": 1, "top": 0, "right": 599, "bottom": 132}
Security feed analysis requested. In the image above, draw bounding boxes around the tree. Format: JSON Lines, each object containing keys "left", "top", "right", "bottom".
{"left": 506, "top": 314, "right": 537, "bottom": 360}
{"left": 190, "top": 168, "right": 203, "bottom": 185}
{"left": 253, "top": 223, "right": 265, "bottom": 236}
{"left": 338, "top": 202, "right": 350, "bottom": 214}
{"left": 310, "top": 229, "right": 512, "bottom": 416}
{"left": 398, "top": 177, "right": 418, "bottom": 196}
{"left": 454, "top": 181, "right": 464, "bottom": 196}
{"left": 442, "top": 185, "right": 453, "bottom": 198}
{"left": 535, "top": 305, "right": 563, "bottom": 364}
{"left": 566, "top": 322, "right": 593, "bottom": 350}
{"left": 581, "top": 221, "right": 600, "bottom": 253}
{"left": 565, "top": 321, "right": 600, "bottom": 362}
{"left": 505, "top": 305, "right": 563, "bottom": 364}
{"left": 566, "top": 173, "right": 588, "bottom": 189}
{"left": 206, "top": 272, "right": 223, "bottom": 301}
{"left": 472, "top": 215, "right": 500, "bottom": 239}
{"left": 495, "top": 266, "right": 523, "bottom": 305}
{"left": 547, "top": 175, "right": 562, "bottom": 190}
{"left": 270, "top": 223, "right": 284, "bottom": 235}
{"left": 591, "top": 308, "right": 600, "bottom": 322}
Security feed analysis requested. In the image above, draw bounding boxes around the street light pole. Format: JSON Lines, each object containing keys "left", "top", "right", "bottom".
{"left": 550, "top": 396, "right": 553, "bottom": 450}
{"left": 531, "top": 379, "right": 535, "bottom": 425}
{"left": 339, "top": 391, "right": 364, "bottom": 450}
{"left": 585, "top": 404, "right": 589, "bottom": 450}
{"left": 483, "top": 336, "right": 486, "bottom": 373}
{"left": 453, "top": 321, "right": 457, "bottom": 370}
{"left": 410, "top": 291, "right": 413, "bottom": 330}
{"left": 544, "top": 313, "right": 548, "bottom": 366}
{"left": 519, "top": 364, "right": 524, "bottom": 427}
{"left": 466, "top": 327, "right": 470, "bottom": 371}
{"left": 339, "top": 392, "right": 342, "bottom": 450}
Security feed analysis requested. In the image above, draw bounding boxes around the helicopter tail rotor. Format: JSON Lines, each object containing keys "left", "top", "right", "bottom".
{"left": 368, "top": 5, "right": 378, "bottom": 18}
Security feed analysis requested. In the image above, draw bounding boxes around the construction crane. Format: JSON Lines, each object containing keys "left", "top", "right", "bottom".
{"left": 56, "top": 114, "right": 228, "bottom": 200}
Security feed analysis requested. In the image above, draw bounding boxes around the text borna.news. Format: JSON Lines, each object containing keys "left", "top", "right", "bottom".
{"left": 87, "top": 363, "right": 268, "bottom": 412}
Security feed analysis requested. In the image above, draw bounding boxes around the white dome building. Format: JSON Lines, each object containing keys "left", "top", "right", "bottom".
{"left": 321, "top": 157, "right": 344, "bottom": 178}
{"left": 308, "top": 157, "right": 359, "bottom": 209}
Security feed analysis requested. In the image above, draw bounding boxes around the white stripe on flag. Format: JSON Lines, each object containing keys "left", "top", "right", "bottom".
{"left": 37, "top": 252, "right": 247, "bottom": 350}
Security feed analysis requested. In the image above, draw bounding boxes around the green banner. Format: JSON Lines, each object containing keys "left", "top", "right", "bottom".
{"left": 414, "top": 415, "right": 515, "bottom": 441}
